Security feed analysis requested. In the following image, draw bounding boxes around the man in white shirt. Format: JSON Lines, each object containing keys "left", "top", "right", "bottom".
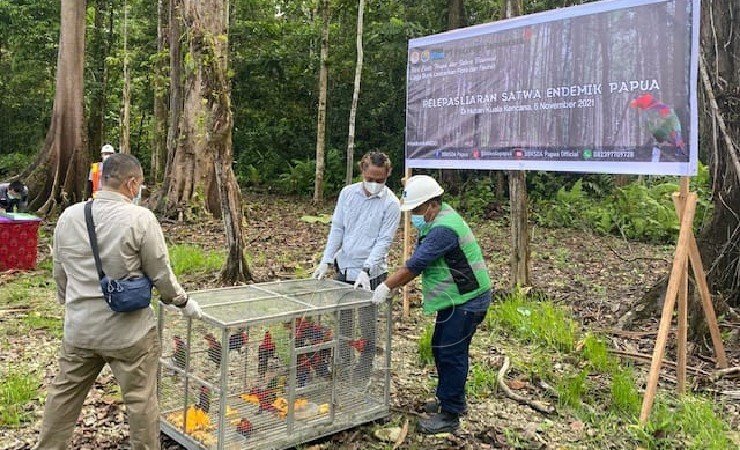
{"left": 313, "top": 152, "right": 401, "bottom": 381}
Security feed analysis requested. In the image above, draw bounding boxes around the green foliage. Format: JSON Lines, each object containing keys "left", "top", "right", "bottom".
{"left": 418, "top": 323, "right": 434, "bottom": 366}
{"left": 534, "top": 166, "right": 713, "bottom": 243}
{"left": 609, "top": 368, "right": 641, "bottom": 417}
{"left": 0, "top": 369, "right": 39, "bottom": 426}
{"left": 447, "top": 176, "right": 497, "bottom": 220}
{"left": 467, "top": 362, "right": 498, "bottom": 398}
{"left": 582, "top": 333, "right": 617, "bottom": 372}
{"left": 169, "top": 244, "right": 225, "bottom": 276}
{"left": 0, "top": 153, "right": 33, "bottom": 178}
{"left": 635, "top": 396, "right": 735, "bottom": 450}
{"left": 22, "top": 312, "right": 62, "bottom": 339}
{"left": 555, "top": 369, "right": 588, "bottom": 410}
{"left": 486, "top": 289, "right": 577, "bottom": 352}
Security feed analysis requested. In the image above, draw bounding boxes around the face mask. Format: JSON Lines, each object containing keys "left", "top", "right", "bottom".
{"left": 7, "top": 192, "right": 21, "bottom": 200}
{"left": 411, "top": 214, "right": 427, "bottom": 229}
{"left": 363, "top": 181, "right": 384, "bottom": 195}
{"left": 102, "top": 154, "right": 111, "bottom": 161}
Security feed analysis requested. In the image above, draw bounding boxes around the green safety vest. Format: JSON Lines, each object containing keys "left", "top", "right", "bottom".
{"left": 419, "top": 203, "right": 491, "bottom": 314}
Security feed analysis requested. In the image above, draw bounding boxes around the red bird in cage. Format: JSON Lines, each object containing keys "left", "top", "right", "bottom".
{"left": 258, "top": 331, "right": 275, "bottom": 378}
{"left": 172, "top": 335, "right": 187, "bottom": 369}
{"left": 349, "top": 338, "right": 367, "bottom": 353}
{"left": 236, "top": 418, "right": 253, "bottom": 437}
{"left": 204, "top": 333, "right": 222, "bottom": 365}
{"left": 250, "top": 386, "right": 277, "bottom": 413}
{"left": 196, "top": 385, "right": 210, "bottom": 413}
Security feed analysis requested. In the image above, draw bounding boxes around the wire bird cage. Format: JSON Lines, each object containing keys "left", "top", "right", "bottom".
{"left": 158, "top": 279, "right": 392, "bottom": 450}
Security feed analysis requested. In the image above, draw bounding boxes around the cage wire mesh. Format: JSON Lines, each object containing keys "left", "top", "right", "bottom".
{"left": 158, "top": 279, "right": 391, "bottom": 450}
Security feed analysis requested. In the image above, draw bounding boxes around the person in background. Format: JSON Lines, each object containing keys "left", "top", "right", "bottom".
{"left": 0, "top": 180, "right": 29, "bottom": 213}
{"left": 312, "top": 152, "right": 401, "bottom": 379}
{"left": 36, "top": 154, "right": 202, "bottom": 450}
{"left": 372, "top": 175, "right": 491, "bottom": 434}
{"left": 88, "top": 144, "right": 116, "bottom": 198}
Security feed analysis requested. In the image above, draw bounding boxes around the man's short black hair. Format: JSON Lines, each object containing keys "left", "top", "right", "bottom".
{"left": 8, "top": 180, "right": 24, "bottom": 193}
{"left": 102, "top": 153, "right": 143, "bottom": 189}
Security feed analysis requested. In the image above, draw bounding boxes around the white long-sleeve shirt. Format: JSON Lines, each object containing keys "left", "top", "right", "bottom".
{"left": 320, "top": 183, "right": 401, "bottom": 281}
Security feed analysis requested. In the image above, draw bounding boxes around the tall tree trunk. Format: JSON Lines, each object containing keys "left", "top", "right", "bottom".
{"left": 345, "top": 0, "right": 365, "bottom": 186}
{"left": 159, "top": 0, "right": 220, "bottom": 219}
{"left": 88, "top": 0, "right": 108, "bottom": 158}
{"left": 120, "top": 0, "right": 131, "bottom": 154}
{"left": 448, "top": 0, "right": 466, "bottom": 29}
{"left": 313, "top": 0, "right": 330, "bottom": 205}
{"left": 151, "top": 0, "right": 168, "bottom": 182}
{"left": 505, "top": 0, "right": 530, "bottom": 287}
{"left": 21, "top": 0, "right": 88, "bottom": 214}
{"left": 208, "top": 0, "right": 250, "bottom": 284}
{"left": 697, "top": 0, "right": 740, "bottom": 307}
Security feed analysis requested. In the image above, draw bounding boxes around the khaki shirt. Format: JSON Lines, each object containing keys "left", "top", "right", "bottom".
{"left": 53, "top": 190, "right": 186, "bottom": 349}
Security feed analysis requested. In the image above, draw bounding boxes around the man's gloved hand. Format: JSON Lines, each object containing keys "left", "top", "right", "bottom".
{"left": 354, "top": 270, "right": 371, "bottom": 290}
{"left": 312, "top": 263, "right": 329, "bottom": 280}
{"left": 180, "top": 298, "right": 203, "bottom": 319}
{"left": 371, "top": 282, "right": 391, "bottom": 304}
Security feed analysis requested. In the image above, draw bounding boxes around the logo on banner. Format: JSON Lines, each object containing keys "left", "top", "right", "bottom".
{"left": 421, "top": 50, "right": 431, "bottom": 62}
{"left": 513, "top": 148, "right": 524, "bottom": 159}
{"left": 430, "top": 50, "right": 445, "bottom": 60}
{"left": 410, "top": 50, "right": 420, "bottom": 65}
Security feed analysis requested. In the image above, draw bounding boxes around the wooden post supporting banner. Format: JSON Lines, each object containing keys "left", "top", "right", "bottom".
{"left": 639, "top": 177, "right": 728, "bottom": 423}
{"left": 402, "top": 168, "right": 412, "bottom": 318}
{"left": 676, "top": 179, "right": 689, "bottom": 395}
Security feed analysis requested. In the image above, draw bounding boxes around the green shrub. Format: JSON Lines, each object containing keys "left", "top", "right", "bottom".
{"left": 533, "top": 164, "right": 713, "bottom": 243}
{"left": 0, "top": 153, "right": 33, "bottom": 178}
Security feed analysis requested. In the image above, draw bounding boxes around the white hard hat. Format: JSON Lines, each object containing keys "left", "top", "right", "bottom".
{"left": 400, "top": 175, "right": 444, "bottom": 211}
{"left": 101, "top": 144, "right": 115, "bottom": 154}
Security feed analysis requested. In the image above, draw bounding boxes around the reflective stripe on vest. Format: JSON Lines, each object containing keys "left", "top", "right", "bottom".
{"left": 90, "top": 162, "right": 103, "bottom": 192}
{"left": 419, "top": 203, "right": 491, "bottom": 314}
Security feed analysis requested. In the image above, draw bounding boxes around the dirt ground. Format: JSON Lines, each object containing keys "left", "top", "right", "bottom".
{"left": 1, "top": 193, "right": 738, "bottom": 449}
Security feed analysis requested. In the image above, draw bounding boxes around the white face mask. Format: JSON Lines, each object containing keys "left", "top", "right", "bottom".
{"left": 363, "top": 181, "right": 384, "bottom": 195}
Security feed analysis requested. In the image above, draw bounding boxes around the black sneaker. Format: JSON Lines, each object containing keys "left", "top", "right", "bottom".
{"left": 418, "top": 411, "right": 460, "bottom": 434}
{"left": 422, "top": 398, "right": 467, "bottom": 416}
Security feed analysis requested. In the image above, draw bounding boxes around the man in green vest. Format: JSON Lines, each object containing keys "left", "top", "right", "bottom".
{"left": 371, "top": 175, "right": 491, "bottom": 434}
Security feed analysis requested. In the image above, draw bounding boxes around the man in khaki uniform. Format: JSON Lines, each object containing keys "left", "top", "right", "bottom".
{"left": 36, "top": 154, "right": 202, "bottom": 450}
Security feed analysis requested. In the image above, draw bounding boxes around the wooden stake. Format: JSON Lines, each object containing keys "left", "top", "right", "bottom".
{"left": 676, "top": 179, "right": 689, "bottom": 394}
{"left": 674, "top": 187, "right": 728, "bottom": 369}
{"left": 402, "top": 168, "right": 412, "bottom": 318}
{"left": 639, "top": 192, "right": 697, "bottom": 423}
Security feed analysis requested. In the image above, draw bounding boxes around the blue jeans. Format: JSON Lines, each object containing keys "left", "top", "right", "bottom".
{"left": 432, "top": 303, "right": 487, "bottom": 414}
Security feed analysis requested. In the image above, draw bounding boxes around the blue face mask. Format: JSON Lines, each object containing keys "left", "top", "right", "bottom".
{"left": 411, "top": 214, "right": 427, "bottom": 229}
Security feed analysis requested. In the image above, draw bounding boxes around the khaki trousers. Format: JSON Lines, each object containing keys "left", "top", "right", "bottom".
{"left": 36, "top": 327, "right": 161, "bottom": 450}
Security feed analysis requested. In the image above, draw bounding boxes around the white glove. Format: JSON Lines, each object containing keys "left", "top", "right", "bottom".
{"left": 371, "top": 282, "right": 391, "bottom": 305}
{"left": 312, "top": 263, "right": 329, "bottom": 280}
{"left": 354, "top": 270, "right": 372, "bottom": 290}
{"left": 181, "top": 298, "right": 203, "bottom": 319}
